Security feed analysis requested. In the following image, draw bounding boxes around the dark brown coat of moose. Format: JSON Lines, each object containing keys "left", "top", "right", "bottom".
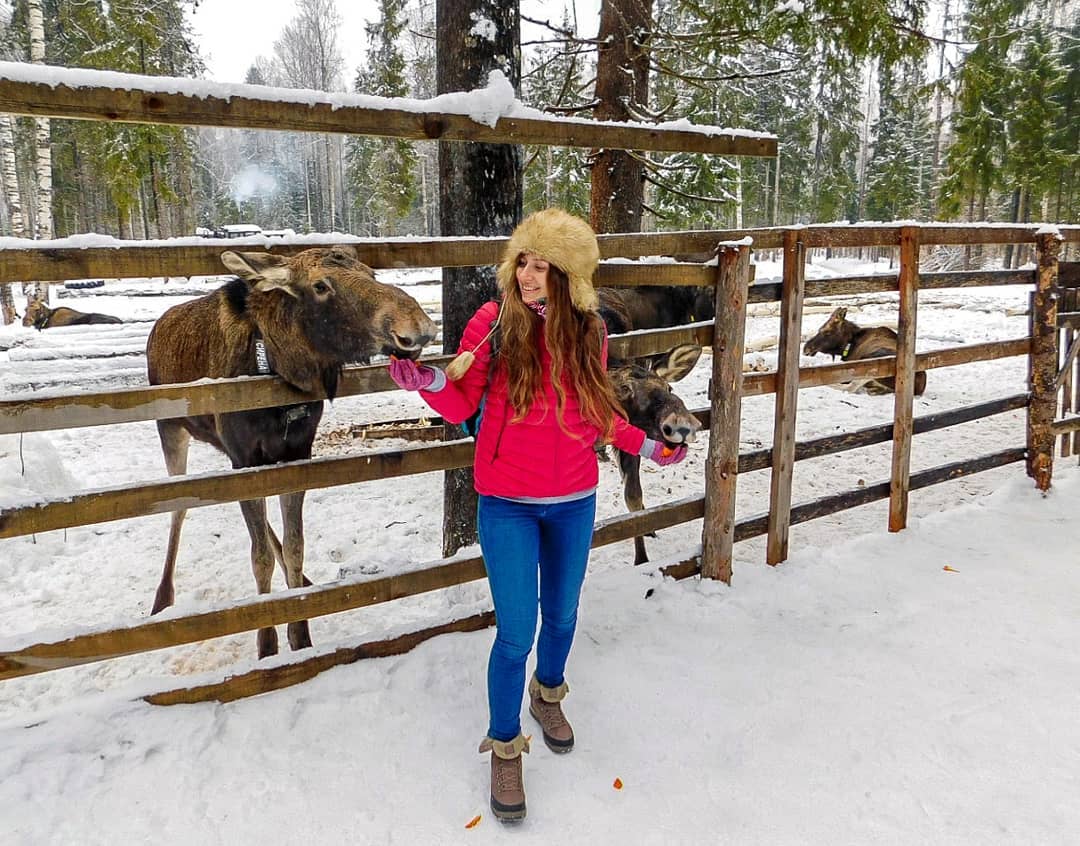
{"left": 608, "top": 344, "right": 703, "bottom": 564}
{"left": 596, "top": 286, "right": 703, "bottom": 564}
{"left": 145, "top": 246, "right": 438, "bottom": 658}
{"left": 802, "top": 306, "right": 927, "bottom": 395}
{"left": 23, "top": 301, "right": 123, "bottom": 329}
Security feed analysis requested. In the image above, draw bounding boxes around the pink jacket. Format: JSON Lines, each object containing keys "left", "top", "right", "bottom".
{"left": 421, "top": 301, "right": 647, "bottom": 499}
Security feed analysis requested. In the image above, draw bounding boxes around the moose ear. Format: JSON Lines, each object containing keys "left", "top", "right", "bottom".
{"left": 220, "top": 251, "right": 295, "bottom": 296}
{"left": 835, "top": 307, "right": 847, "bottom": 320}
{"left": 654, "top": 344, "right": 703, "bottom": 383}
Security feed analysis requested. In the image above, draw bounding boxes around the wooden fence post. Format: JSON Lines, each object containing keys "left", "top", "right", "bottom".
{"left": 701, "top": 243, "right": 751, "bottom": 583}
{"left": 766, "top": 229, "right": 805, "bottom": 565}
{"left": 888, "top": 226, "right": 920, "bottom": 532}
{"left": 1029, "top": 231, "right": 1061, "bottom": 490}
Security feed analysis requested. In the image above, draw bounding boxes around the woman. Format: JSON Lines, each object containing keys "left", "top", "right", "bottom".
{"left": 388, "top": 208, "right": 686, "bottom": 822}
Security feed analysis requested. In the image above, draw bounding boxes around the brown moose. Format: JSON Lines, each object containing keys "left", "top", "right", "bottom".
{"left": 803, "top": 307, "right": 926, "bottom": 396}
{"left": 23, "top": 301, "right": 123, "bottom": 330}
{"left": 145, "top": 246, "right": 438, "bottom": 658}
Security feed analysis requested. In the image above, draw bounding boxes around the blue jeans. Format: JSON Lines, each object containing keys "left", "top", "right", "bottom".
{"left": 477, "top": 493, "right": 597, "bottom": 742}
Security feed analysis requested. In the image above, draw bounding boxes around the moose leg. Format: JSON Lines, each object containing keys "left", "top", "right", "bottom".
{"left": 267, "top": 525, "right": 314, "bottom": 588}
{"left": 238, "top": 497, "right": 280, "bottom": 658}
{"left": 152, "top": 421, "right": 190, "bottom": 615}
{"left": 278, "top": 491, "right": 312, "bottom": 651}
{"left": 618, "top": 449, "right": 651, "bottom": 565}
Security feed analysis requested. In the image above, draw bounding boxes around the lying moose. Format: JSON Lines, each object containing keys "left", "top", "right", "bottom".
{"left": 803, "top": 306, "right": 926, "bottom": 396}
{"left": 146, "top": 246, "right": 438, "bottom": 658}
{"left": 23, "top": 301, "right": 123, "bottom": 330}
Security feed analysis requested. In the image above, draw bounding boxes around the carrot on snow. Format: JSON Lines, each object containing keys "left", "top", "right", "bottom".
{"left": 613, "top": 777, "right": 624, "bottom": 790}
{"left": 465, "top": 814, "right": 482, "bottom": 829}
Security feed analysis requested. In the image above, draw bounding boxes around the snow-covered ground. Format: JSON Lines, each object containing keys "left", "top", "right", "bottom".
{"left": 2, "top": 255, "right": 1077, "bottom": 844}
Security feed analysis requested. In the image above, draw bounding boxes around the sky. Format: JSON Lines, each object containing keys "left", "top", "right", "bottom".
{"left": 186, "top": 0, "right": 602, "bottom": 85}
{"left": 2, "top": 256, "right": 1079, "bottom": 842}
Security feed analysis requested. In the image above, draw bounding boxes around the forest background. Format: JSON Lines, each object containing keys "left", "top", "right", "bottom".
{"left": 0, "top": 0, "right": 1076, "bottom": 260}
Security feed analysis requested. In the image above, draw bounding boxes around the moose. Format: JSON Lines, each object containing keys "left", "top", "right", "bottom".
{"left": 23, "top": 301, "right": 123, "bottom": 330}
{"left": 598, "top": 285, "right": 713, "bottom": 339}
{"left": 146, "top": 245, "right": 438, "bottom": 658}
{"left": 595, "top": 286, "right": 704, "bottom": 563}
{"left": 803, "top": 306, "right": 927, "bottom": 396}
{"left": 608, "top": 344, "right": 703, "bottom": 564}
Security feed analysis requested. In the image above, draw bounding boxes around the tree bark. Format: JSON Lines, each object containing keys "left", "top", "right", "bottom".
{"left": 590, "top": 0, "right": 652, "bottom": 234}
{"left": 436, "top": 0, "right": 522, "bottom": 556}
{"left": 26, "top": 0, "right": 52, "bottom": 308}
{"left": 0, "top": 114, "right": 25, "bottom": 324}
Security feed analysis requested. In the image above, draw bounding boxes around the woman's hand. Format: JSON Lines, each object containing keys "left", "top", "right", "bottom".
{"left": 640, "top": 437, "right": 688, "bottom": 466}
{"left": 388, "top": 356, "right": 437, "bottom": 391}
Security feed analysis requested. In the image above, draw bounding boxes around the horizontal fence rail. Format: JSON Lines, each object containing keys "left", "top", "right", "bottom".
{"left": 0, "top": 232, "right": 1075, "bottom": 286}
{"left": 0, "top": 492, "right": 707, "bottom": 681}
{"left": 0, "top": 67, "right": 777, "bottom": 157}
{"left": 659, "top": 446, "right": 1028, "bottom": 580}
{"left": 0, "top": 338, "right": 1033, "bottom": 538}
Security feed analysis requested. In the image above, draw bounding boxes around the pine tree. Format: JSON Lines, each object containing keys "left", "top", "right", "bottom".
{"left": 865, "top": 58, "right": 934, "bottom": 221}
{"left": 346, "top": 0, "right": 419, "bottom": 235}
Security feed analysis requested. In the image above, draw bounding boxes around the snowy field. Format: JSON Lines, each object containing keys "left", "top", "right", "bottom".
{"left": 2, "top": 254, "right": 1078, "bottom": 844}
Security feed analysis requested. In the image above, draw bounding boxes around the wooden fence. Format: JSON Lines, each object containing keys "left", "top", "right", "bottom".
{"left": 2, "top": 63, "right": 1079, "bottom": 707}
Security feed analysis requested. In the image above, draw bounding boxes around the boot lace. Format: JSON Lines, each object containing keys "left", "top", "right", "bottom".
{"left": 533, "top": 698, "right": 569, "bottom": 732}
{"left": 495, "top": 757, "right": 522, "bottom": 792}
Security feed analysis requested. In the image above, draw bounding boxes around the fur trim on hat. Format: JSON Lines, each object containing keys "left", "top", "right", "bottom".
{"left": 497, "top": 208, "right": 600, "bottom": 312}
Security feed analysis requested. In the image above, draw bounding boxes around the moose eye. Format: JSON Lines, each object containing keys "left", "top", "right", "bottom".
{"left": 313, "top": 280, "right": 331, "bottom": 295}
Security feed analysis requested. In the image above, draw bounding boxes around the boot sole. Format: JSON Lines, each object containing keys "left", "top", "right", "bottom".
{"left": 529, "top": 704, "right": 574, "bottom": 753}
{"left": 490, "top": 797, "right": 527, "bottom": 822}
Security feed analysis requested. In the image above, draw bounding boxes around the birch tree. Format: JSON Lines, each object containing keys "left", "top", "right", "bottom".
{"left": 0, "top": 113, "right": 21, "bottom": 324}
{"left": 25, "top": 0, "right": 50, "bottom": 308}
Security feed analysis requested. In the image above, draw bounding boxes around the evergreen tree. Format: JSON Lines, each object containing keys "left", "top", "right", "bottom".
{"left": 865, "top": 58, "right": 934, "bottom": 220}
{"left": 346, "top": 0, "right": 419, "bottom": 235}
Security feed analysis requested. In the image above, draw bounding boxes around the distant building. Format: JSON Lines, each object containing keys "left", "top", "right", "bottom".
{"left": 262, "top": 228, "right": 297, "bottom": 238}
{"left": 194, "top": 226, "right": 215, "bottom": 237}
{"left": 215, "top": 224, "right": 263, "bottom": 238}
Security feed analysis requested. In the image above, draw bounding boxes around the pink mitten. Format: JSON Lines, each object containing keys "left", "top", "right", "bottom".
{"left": 388, "top": 356, "right": 436, "bottom": 391}
{"left": 640, "top": 437, "right": 688, "bottom": 466}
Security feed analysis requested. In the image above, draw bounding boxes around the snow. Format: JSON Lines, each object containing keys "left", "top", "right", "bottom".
{"left": 2, "top": 255, "right": 1078, "bottom": 843}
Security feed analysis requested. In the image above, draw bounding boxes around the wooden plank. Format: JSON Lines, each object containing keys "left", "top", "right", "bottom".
{"left": 700, "top": 244, "right": 751, "bottom": 583}
{"left": 0, "top": 73, "right": 776, "bottom": 157}
{"left": 1, "top": 334, "right": 1030, "bottom": 437}
{"left": 889, "top": 226, "right": 919, "bottom": 532}
{"left": 690, "top": 225, "right": 1080, "bottom": 250}
{"left": 0, "top": 494, "right": 704, "bottom": 681}
{"left": 766, "top": 230, "right": 805, "bottom": 565}
{"left": 0, "top": 440, "right": 477, "bottom": 539}
{"left": 1051, "top": 415, "right": 1080, "bottom": 435}
{"left": 1054, "top": 331, "right": 1080, "bottom": 394}
{"left": 144, "top": 612, "right": 497, "bottom": 706}
{"left": 661, "top": 447, "right": 1027, "bottom": 580}
{"left": 1028, "top": 232, "right": 1061, "bottom": 490}
{"left": 0, "top": 230, "right": 1068, "bottom": 287}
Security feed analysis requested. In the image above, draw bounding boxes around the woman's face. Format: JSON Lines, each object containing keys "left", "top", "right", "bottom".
{"left": 515, "top": 252, "right": 550, "bottom": 304}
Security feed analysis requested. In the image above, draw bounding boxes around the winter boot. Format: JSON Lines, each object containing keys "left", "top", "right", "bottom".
{"left": 478, "top": 733, "right": 529, "bottom": 822}
{"left": 528, "top": 675, "right": 574, "bottom": 753}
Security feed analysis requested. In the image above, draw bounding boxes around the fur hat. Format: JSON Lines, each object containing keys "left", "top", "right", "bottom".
{"left": 496, "top": 208, "right": 600, "bottom": 312}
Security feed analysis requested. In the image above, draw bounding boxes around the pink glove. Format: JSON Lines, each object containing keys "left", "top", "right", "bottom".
{"left": 388, "top": 356, "right": 437, "bottom": 391}
{"left": 640, "top": 437, "right": 688, "bottom": 466}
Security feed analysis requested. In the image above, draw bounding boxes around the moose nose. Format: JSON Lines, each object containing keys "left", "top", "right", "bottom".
{"left": 661, "top": 418, "right": 701, "bottom": 444}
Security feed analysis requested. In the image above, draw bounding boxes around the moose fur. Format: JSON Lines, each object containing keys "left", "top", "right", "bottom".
{"left": 608, "top": 343, "right": 703, "bottom": 565}
{"left": 803, "top": 307, "right": 927, "bottom": 396}
{"left": 598, "top": 285, "right": 713, "bottom": 341}
{"left": 145, "top": 246, "right": 438, "bottom": 658}
{"left": 23, "top": 301, "right": 123, "bottom": 330}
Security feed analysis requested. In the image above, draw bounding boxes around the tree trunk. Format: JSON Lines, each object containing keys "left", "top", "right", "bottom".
{"left": 437, "top": 0, "right": 522, "bottom": 557}
{"left": 590, "top": 0, "right": 652, "bottom": 234}
{"left": 0, "top": 114, "right": 25, "bottom": 324}
{"left": 26, "top": 0, "right": 53, "bottom": 308}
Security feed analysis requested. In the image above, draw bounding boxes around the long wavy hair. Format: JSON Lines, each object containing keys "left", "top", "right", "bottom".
{"left": 497, "top": 263, "right": 623, "bottom": 441}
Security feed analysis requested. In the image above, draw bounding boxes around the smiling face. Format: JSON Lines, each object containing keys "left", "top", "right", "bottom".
{"left": 515, "top": 252, "right": 551, "bottom": 303}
